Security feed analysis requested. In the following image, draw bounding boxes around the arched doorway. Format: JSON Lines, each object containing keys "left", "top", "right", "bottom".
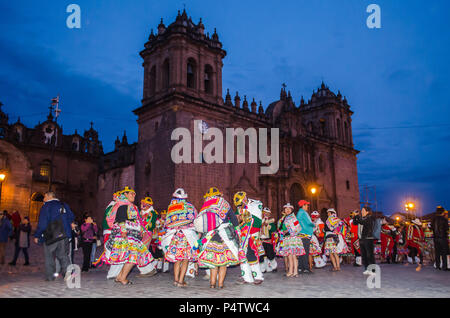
{"left": 29, "top": 192, "right": 44, "bottom": 223}
{"left": 289, "top": 183, "right": 305, "bottom": 207}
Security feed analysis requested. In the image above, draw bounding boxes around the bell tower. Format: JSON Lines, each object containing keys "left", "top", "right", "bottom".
{"left": 140, "top": 9, "right": 227, "bottom": 106}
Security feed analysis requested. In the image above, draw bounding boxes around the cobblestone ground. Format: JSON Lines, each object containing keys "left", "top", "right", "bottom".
{"left": 0, "top": 242, "right": 449, "bottom": 298}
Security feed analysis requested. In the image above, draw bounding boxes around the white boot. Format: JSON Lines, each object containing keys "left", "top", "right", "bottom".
{"left": 414, "top": 256, "right": 420, "bottom": 264}
{"left": 156, "top": 259, "right": 163, "bottom": 270}
{"left": 162, "top": 260, "right": 169, "bottom": 273}
{"left": 356, "top": 256, "right": 362, "bottom": 266}
{"left": 270, "top": 258, "right": 278, "bottom": 271}
{"left": 250, "top": 263, "right": 264, "bottom": 283}
{"left": 240, "top": 262, "right": 254, "bottom": 284}
{"left": 407, "top": 256, "right": 413, "bottom": 264}
{"left": 265, "top": 258, "right": 273, "bottom": 273}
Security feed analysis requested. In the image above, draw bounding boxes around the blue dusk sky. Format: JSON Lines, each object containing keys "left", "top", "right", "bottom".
{"left": 1, "top": 0, "right": 449, "bottom": 215}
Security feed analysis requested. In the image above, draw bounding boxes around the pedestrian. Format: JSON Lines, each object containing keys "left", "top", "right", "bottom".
{"left": 353, "top": 207, "right": 376, "bottom": 275}
{"left": 70, "top": 221, "right": 80, "bottom": 264}
{"left": 90, "top": 218, "right": 100, "bottom": 268}
{"left": 9, "top": 216, "right": 31, "bottom": 266}
{"left": 431, "top": 206, "right": 449, "bottom": 271}
{"left": 33, "top": 191, "right": 75, "bottom": 281}
{"left": 0, "top": 210, "right": 13, "bottom": 264}
{"left": 11, "top": 210, "right": 21, "bottom": 236}
{"left": 296, "top": 200, "right": 315, "bottom": 274}
{"left": 162, "top": 188, "right": 198, "bottom": 287}
{"left": 80, "top": 214, "right": 98, "bottom": 272}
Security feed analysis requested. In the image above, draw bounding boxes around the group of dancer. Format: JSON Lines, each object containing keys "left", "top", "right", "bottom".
{"left": 96, "top": 186, "right": 449, "bottom": 287}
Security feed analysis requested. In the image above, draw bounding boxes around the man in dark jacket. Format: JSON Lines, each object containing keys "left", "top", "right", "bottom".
{"left": 33, "top": 191, "right": 75, "bottom": 281}
{"left": 431, "top": 206, "right": 449, "bottom": 270}
{"left": 353, "top": 207, "right": 376, "bottom": 275}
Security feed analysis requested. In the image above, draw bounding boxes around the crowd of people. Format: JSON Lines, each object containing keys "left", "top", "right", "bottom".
{"left": 3, "top": 187, "right": 449, "bottom": 287}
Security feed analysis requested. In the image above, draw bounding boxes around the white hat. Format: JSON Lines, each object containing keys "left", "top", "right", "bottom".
{"left": 263, "top": 207, "right": 271, "bottom": 214}
{"left": 311, "top": 211, "right": 320, "bottom": 217}
{"left": 283, "top": 203, "right": 294, "bottom": 209}
{"left": 412, "top": 218, "right": 422, "bottom": 226}
{"left": 327, "top": 208, "right": 337, "bottom": 215}
{"left": 172, "top": 188, "right": 188, "bottom": 199}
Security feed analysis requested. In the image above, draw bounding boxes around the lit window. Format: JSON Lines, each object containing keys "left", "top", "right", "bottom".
{"left": 40, "top": 164, "right": 50, "bottom": 177}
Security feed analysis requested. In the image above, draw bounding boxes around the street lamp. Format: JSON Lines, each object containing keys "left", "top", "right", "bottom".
{"left": 0, "top": 170, "right": 7, "bottom": 209}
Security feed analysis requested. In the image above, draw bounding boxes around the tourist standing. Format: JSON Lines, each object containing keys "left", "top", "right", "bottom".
{"left": 0, "top": 211, "right": 12, "bottom": 264}
{"left": 80, "top": 214, "right": 98, "bottom": 272}
{"left": 9, "top": 217, "right": 31, "bottom": 266}
{"left": 431, "top": 206, "right": 449, "bottom": 270}
{"left": 353, "top": 207, "right": 376, "bottom": 275}
{"left": 33, "top": 191, "right": 74, "bottom": 281}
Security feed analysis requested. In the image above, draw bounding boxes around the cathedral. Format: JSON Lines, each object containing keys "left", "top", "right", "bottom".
{"left": 98, "top": 9, "right": 360, "bottom": 221}
{"left": 0, "top": 103, "right": 101, "bottom": 223}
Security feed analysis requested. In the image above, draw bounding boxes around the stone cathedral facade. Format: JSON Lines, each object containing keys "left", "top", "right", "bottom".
{"left": 99, "top": 10, "right": 360, "bottom": 220}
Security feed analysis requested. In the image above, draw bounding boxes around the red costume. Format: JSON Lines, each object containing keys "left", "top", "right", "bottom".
{"left": 380, "top": 224, "right": 395, "bottom": 259}
{"left": 406, "top": 224, "right": 424, "bottom": 256}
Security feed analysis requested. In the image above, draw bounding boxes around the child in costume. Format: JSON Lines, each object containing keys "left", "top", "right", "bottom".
{"left": 277, "top": 202, "right": 305, "bottom": 277}
{"left": 153, "top": 210, "right": 169, "bottom": 272}
{"left": 259, "top": 207, "right": 277, "bottom": 273}
{"left": 310, "top": 211, "right": 326, "bottom": 268}
{"left": 161, "top": 188, "right": 198, "bottom": 287}
{"left": 196, "top": 187, "right": 245, "bottom": 289}
{"left": 234, "top": 191, "right": 264, "bottom": 285}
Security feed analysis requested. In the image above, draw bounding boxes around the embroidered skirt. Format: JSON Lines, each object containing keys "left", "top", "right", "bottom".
{"left": 165, "top": 230, "right": 197, "bottom": 263}
{"left": 103, "top": 221, "right": 154, "bottom": 267}
{"left": 277, "top": 235, "right": 305, "bottom": 257}
{"left": 309, "top": 235, "right": 322, "bottom": 256}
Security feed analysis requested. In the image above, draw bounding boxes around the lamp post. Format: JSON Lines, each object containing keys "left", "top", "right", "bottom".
{"left": 0, "top": 171, "right": 7, "bottom": 209}
{"left": 404, "top": 202, "right": 416, "bottom": 221}
{"left": 308, "top": 184, "right": 320, "bottom": 211}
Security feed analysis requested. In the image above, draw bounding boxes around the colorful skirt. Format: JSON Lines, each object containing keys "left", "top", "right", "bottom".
{"left": 277, "top": 235, "right": 305, "bottom": 257}
{"left": 103, "top": 222, "right": 154, "bottom": 267}
{"left": 309, "top": 235, "right": 322, "bottom": 256}
{"left": 198, "top": 239, "right": 240, "bottom": 268}
{"left": 165, "top": 230, "right": 197, "bottom": 263}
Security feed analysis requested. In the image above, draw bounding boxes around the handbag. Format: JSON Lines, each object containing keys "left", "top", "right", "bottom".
{"left": 43, "top": 203, "right": 67, "bottom": 246}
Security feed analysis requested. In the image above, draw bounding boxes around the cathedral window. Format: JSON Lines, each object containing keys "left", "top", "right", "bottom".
{"left": 337, "top": 118, "right": 342, "bottom": 140}
{"left": 162, "top": 59, "right": 170, "bottom": 89}
{"left": 187, "top": 59, "right": 197, "bottom": 89}
{"left": 346, "top": 180, "right": 350, "bottom": 190}
{"left": 149, "top": 66, "right": 156, "bottom": 95}
{"left": 39, "top": 161, "right": 51, "bottom": 178}
{"left": 204, "top": 65, "right": 213, "bottom": 94}
{"left": 320, "top": 120, "right": 326, "bottom": 136}
{"left": 344, "top": 121, "right": 349, "bottom": 143}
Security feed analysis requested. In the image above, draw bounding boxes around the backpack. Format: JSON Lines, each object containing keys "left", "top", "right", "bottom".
{"left": 43, "top": 203, "right": 67, "bottom": 245}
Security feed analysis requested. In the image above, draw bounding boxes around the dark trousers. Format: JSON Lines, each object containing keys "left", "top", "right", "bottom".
{"left": 81, "top": 241, "right": 93, "bottom": 271}
{"left": 43, "top": 238, "right": 70, "bottom": 280}
{"left": 261, "top": 242, "right": 275, "bottom": 261}
{"left": 298, "top": 237, "right": 310, "bottom": 271}
{"left": 360, "top": 239, "right": 375, "bottom": 270}
{"left": 12, "top": 246, "right": 29, "bottom": 264}
{"left": 434, "top": 239, "right": 449, "bottom": 269}
{"left": 408, "top": 246, "right": 423, "bottom": 265}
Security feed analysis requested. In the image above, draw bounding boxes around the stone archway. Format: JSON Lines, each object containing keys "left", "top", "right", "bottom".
{"left": 29, "top": 192, "right": 44, "bottom": 223}
{"left": 289, "top": 183, "right": 305, "bottom": 207}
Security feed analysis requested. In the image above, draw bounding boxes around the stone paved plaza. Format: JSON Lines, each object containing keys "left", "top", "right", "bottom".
{"left": 0, "top": 242, "right": 449, "bottom": 298}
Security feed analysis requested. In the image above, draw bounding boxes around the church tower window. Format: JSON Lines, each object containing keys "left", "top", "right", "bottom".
{"left": 162, "top": 59, "right": 170, "bottom": 89}
{"left": 149, "top": 65, "right": 156, "bottom": 95}
{"left": 204, "top": 64, "right": 213, "bottom": 94}
{"left": 187, "top": 59, "right": 197, "bottom": 89}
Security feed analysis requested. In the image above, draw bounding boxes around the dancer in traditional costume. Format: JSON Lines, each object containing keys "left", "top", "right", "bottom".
{"left": 161, "top": 188, "right": 198, "bottom": 287}
{"left": 324, "top": 208, "right": 348, "bottom": 271}
{"left": 277, "top": 202, "right": 305, "bottom": 277}
{"left": 296, "top": 200, "right": 315, "bottom": 274}
{"left": 342, "top": 211, "right": 362, "bottom": 266}
{"left": 275, "top": 204, "right": 292, "bottom": 274}
{"left": 380, "top": 218, "right": 396, "bottom": 264}
{"left": 259, "top": 207, "right": 277, "bottom": 273}
{"left": 395, "top": 224, "right": 409, "bottom": 263}
{"left": 310, "top": 211, "right": 326, "bottom": 268}
{"left": 406, "top": 218, "right": 425, "bottom": 271}
{"left": 101, "top": 187, "right": 155, "bottom": 285}
{"left": 153, "top": 210, "right": 169, "bottom": 272}
{"left": 234, "top": 191, "right": 264, "bottom": 285}
{"left": 139, "top": 197, "right": 158, "bottom": 248}
{"left": 195, "top": 187, "right": 245, "bottom": 289}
